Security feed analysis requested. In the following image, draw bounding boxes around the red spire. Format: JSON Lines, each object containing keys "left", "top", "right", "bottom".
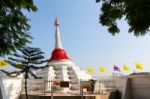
{"left": 49, "top": 18, "right": 70, "bottom": 62}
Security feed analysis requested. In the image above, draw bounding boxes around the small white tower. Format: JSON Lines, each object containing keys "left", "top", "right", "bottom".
{"left": 54, "top": 17, "right": 63, "bottom": 49}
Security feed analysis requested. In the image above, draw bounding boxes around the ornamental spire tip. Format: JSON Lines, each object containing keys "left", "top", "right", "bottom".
{"left": 55, "top": 17, "right": 59, "bottom": 26}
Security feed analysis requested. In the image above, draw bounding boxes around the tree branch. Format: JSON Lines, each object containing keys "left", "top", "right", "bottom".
{"left": 30, "top": 65, "right": 49, "bottom": 69}
{"left": 0, "top": 69, "right": 24, "bottom": 77}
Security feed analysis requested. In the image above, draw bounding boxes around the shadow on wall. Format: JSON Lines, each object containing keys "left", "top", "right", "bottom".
{"left": 0, "top": 86, "right": 3, "bottom": 99}
{"left": 109, "top": 90, "right": 122, "bottom": 99}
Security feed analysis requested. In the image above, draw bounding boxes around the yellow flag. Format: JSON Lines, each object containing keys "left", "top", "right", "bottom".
{"left": 87, "top": 67, "right": 94, "bottom": 74}
{"left": 135, "top": 62, "right": 144, "bottom": 70}
{"left": 123, "top": 65, "right": 130, "bottom": 71}
{"left": 0, "top": 60, "right": 8, "bottom": 67}
{"left": 99, "top": 66, "right": 107, "bottom": 73}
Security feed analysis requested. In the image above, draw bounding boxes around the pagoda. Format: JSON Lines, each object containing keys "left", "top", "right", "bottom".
{"left": 36, "top": 18, "right": 92, "bottom": 92}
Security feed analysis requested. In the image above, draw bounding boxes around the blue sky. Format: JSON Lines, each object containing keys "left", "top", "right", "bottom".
{"left": 1, "top": 0, "right": 150, "bottom": 76}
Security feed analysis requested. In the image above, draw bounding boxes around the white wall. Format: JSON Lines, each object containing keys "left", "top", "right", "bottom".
{"left": 130, "top": 77, "right": 150, "bottom": 99}
{"left": 122, "top": 73, "right": 150, "bottom": 99}
{"left": 0, "top": 77, "right": 22, "bottom": 99}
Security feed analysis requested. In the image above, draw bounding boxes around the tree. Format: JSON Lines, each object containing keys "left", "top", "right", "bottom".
{"left": 0, "top": 47, "right": 48, "bottom": 99}
{"left": 96, "top": 0, "right": 150, "bottom": 36}
{"left": 0, "top": 0, "right": 37, "bottom": 56}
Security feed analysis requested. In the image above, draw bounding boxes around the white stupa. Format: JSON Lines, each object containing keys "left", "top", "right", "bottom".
{"left": 36, "top": 18, "right": 92, "bottom": 92}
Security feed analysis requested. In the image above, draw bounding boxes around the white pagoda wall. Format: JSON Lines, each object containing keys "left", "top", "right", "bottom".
{"left": 34, "top": 60, "right": 92, "bottom": 93}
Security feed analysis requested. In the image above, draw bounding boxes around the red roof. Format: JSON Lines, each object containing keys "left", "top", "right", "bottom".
{"left": 49, "top": 48, "right": 70, "bottom": 62}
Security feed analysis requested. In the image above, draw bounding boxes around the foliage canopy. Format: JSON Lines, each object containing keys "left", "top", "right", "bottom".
{"left": 96, "top": 0, "right": 150, "bottom": 36}
{"left": 0, "top": 0, "right": 37, "bottom": 56}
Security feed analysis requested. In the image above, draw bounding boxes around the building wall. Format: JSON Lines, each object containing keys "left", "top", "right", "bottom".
{"left": 0, "top": 78, "right": 22, "bottom": 99}
{"left": 130, "top": 77, "right": 150, "bottom": 99}
{"left": 99, "top": 76, "right": 125, "bottom": 93}
{"left": 102, "top": 74, "right": 150, "bottom": 99}
{"left": 121, "top": 73, "right": 150, "bottom": 99}
{"left": 19, "top": 94, "right": 110, "bottom": 99}
{"left": 114, "top": 77, "right": 125, "bottom": 92}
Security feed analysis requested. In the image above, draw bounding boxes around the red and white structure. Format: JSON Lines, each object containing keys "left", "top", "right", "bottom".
{"left": 36, "top": 18, "right": 92, "bottom": 92}
{"left": 49, "top": 18, "right": 70, "bottom": 62}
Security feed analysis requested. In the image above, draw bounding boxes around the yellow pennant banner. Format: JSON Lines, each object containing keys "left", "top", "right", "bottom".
{"left": 99, "top": 66, "right": 107, "bottom": 73}
{"left": 0, "top": 60, "right": 8, "bottom": 67}
{"left": 135, "top": 62, "right": 144, "bottom": 70}
{"left": 123, "top": 65, "right": 130, "bottom": 71}
{"left": 87, "top": 67, "right": 94, "bottom": 74}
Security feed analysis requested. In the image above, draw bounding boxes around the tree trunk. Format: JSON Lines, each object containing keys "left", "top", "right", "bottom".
{"left": 25, "top": 77, "right": 28, "bottom": 99}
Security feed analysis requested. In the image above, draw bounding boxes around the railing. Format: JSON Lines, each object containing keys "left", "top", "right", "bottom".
{"left": 22, "top": 78, "right": 117, "bottom": 95}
